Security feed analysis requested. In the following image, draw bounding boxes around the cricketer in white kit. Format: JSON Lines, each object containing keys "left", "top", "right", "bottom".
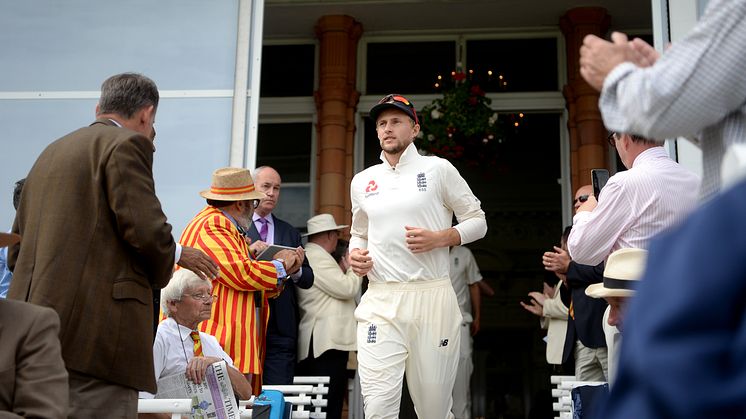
{"left": 350, "top": 94, "right": 488, "bottom": 419}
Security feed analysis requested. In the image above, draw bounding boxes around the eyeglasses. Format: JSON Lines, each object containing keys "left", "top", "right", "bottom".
{"left": 573, "top": 194, "right": 589, "bottom": 205}
{"left": 607, "top": 132, "right": 618, "bottom": 147}
{"left": 378, "top": 94, "right": 419, "bottom": 125}
{"left": 186, "top": 293, "right": 216, "bottom": 302}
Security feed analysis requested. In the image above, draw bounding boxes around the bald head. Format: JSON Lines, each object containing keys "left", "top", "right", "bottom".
{"left": 254, "top": 166, "right": 282, "bottom": 217}
{"left": 574, "top": 184, "right": 593, "bottom": 212}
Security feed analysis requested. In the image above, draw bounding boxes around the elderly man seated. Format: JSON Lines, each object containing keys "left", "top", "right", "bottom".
{"left": 140, "top": 269, "right": 251, "bottom": 417}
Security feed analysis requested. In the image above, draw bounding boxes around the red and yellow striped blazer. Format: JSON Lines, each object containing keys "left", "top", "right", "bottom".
{"left": 179, "top": 206, "right": 280, "bottom": 382}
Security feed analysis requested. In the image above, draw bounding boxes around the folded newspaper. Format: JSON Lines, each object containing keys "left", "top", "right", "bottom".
{"left": 155, "top": 360, "right": 239, "bottom": 419}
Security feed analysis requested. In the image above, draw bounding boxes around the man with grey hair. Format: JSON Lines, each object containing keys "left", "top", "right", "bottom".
{"left": 568, "top": 133, "right": 700, "bottom": 266}
{"left": 140, "top": 269, "right": 251, "bottom": 413}
{"left": 247, "top": 166, "right": 314, "bottom": 385}
{"left": 8, "top": 72, "right": 219, "bottom": 418}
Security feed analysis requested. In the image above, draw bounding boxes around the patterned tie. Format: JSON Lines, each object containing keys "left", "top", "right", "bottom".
{"left": 569, "top": 300, "right": 575, "bottom": 320}
{"left": 190, "top": 331, "right": 203, "bottom": 357}
{"left": 258, "top": 217, "right": 269, "bottom": 242}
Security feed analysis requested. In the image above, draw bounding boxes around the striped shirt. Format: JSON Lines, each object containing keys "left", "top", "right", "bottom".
{"left": 179, "top": 206, "right": 280, "bottom": 378}
{"left": 599, "top": 0, "right": 746, "bottom": 199}
{"left": 568, "top": 147, "right": 700, "bottom": 265}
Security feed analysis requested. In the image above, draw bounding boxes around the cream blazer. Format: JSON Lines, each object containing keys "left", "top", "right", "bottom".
{"left": 540, "top": 281, "right": 569, "bottom": 365}
{"left": 297, "top": 242, "right": 362, "bottom": 361}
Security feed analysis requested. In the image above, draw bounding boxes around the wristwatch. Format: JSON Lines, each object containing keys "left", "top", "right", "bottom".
{"left": 274, "top": 258, "right": 289, "bottom": 284}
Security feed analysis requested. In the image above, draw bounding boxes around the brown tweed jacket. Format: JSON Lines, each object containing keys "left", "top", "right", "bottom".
{"left": 0, "top": 299, "right": 68, "bottom": 418}
{"left": 8, "top": 119, "right": 176, "bottom": 392}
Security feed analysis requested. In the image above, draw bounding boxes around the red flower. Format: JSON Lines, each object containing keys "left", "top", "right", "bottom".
{"left": 470, "top": 85, "right": 485, "bottom": 96}
{"left": 453, "top": 72, "right": 466, "bottom": 81}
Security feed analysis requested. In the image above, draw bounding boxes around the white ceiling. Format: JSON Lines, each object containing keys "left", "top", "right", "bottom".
{"left": 264, "top": 0, "right": 653, "bottom": 38}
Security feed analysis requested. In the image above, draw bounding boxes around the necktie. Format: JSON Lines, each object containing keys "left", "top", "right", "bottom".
{"left": 258, "top": 217, "right": 269, "bottom": 242}
{"left": 569, "top": 300, "right": 575, "bottom": 320}
{"left": 190, "top": 331, "right": 203, "bottom": 357}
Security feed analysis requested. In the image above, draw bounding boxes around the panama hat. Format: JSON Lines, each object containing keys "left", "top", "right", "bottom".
{"left": 0, "top": 232, "right": 20, "bottom": 248}
{"left": 199, "top": 167, "right": 266, "bottom": 201}
{"left": 303, "top": 213, "right": 348, "bottom": 237}
{"left": 586, "top": 248, "right": 648, "bottom": 299}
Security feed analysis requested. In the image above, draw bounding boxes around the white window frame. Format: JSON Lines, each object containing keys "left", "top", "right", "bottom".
{"left": 652, "top": 0, "right": 707, "bottom": 178}
{"left": 257, "top": 38, "right": 319, "bottom": 226}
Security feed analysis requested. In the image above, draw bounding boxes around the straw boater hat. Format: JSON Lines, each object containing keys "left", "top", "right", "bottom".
{"left": 199, "top": 167, "right": 266, "bottom": 201}
{"left": 586, "top": 248, "right": 648, "bottom": 299}
{"left": 303, "top": 213, "right": 348, "bottom": 237}
{"left": 0, "top": 232, "right": 20, "bottom": 248}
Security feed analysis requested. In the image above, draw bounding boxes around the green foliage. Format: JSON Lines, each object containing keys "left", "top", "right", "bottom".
{"left": 418, "top": 72, "right": 505, "bottom": 166}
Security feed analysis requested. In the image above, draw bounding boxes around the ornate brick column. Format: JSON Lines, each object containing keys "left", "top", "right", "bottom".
{"left": 561, "top": 8, "right": 610, "bottom": 193}
{"left": 314, "top": 15, "right": 362, "bottom": 227}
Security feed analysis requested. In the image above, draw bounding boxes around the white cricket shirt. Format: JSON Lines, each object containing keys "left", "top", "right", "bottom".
{"left": 350, "top": 143, "right": 487, "bottom": 283}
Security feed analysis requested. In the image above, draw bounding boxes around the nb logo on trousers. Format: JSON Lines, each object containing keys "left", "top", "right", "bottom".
{"left": 439, "top": 339, "right": 449, "bottom": 347}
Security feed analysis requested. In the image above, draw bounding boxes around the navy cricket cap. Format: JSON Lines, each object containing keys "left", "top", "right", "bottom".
{"left": 369, "top": 94, "right": 419, "bottom": 125}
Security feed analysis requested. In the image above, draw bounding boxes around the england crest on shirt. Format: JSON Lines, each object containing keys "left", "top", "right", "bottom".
{"left": 417, "top": 172, "right": 427, "bottom": 191}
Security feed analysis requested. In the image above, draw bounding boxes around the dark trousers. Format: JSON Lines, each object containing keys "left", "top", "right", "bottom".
{"left": 263, "top": 335, "right": 296, "bottom": 385}
{"left": 296, "top": 343, "right": 350, "bottom": 419}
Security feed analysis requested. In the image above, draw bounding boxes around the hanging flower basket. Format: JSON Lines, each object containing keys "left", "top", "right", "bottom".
{"left": 418, "top": 71, "right": 507, "bottom": 167}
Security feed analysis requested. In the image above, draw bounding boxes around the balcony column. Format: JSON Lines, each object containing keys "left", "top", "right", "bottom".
{"left": 314, "top": 15, "right": 362, "bottom": 226}
{"left": 560, "top": 7, "right": 610, "bottom": 193}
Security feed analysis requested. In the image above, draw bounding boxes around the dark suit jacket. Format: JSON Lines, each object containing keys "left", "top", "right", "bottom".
{"left": 0, "top": 299, "right": 68, "bottom": 418}
{"left": 604, "top": 179, "right": 746, "bottom": 419}
{"left": 562, "top": 261, "right": 608, "bottom": 363}
{"left": 247, "top": 215, "right": 313, "bottom": 342}
{"left": 8, "top": 119, "right": 176, "bottom": 392}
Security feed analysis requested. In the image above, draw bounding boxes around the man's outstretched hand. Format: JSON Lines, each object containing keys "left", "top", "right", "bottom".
{"left": 178, "top": 246, "right": 219, "bottom": 280}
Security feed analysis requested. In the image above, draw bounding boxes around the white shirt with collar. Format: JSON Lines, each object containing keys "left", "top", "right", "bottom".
{"left": 139, "top": 317, "right": 234, "bottom": 399}
{"left": 568, "top": 147, "right": 700, "bottom": 265}
{"left": 449, "top": 245, "right": 482, "bottom": 322}
{"left": 350, "top": 142, "right": 487, "bottom": 283}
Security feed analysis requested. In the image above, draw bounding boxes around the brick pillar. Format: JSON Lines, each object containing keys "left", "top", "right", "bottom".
{"left": 560, "top": 7, "right": 610, "bottom": 194}
{"left": 314, "top": 15, "right": 362, "bottom": 227}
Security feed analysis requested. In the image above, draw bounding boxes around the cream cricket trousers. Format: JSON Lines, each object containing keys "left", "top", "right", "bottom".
{"left": 355, "top": 278, "right": 462, "bottom": 419}
{"left": 452, "top": 321, "right": 473, "bottom": 419}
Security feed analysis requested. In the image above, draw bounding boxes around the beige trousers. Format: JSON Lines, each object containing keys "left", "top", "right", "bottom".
{"left": 356, "top": 279, "right": 462, "bottom": 419}
{"left": 574, "top": 341, "right": 608, "bottom": 382}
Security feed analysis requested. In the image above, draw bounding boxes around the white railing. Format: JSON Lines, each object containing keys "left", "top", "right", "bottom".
{"left": 137, "top": 398, "right": 191, "bottom": 419}
{"left": 239, "top": 376, "right": 330, "bottom": 419}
